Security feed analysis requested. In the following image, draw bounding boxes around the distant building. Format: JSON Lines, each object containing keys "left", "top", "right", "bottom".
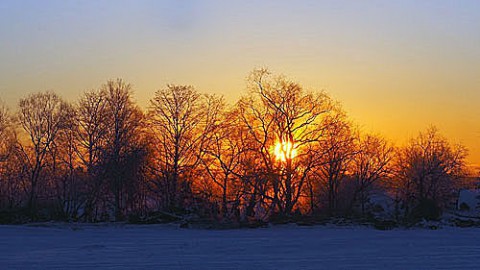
{"left": 457, "top": 189, "right": 480, "bottom": 214}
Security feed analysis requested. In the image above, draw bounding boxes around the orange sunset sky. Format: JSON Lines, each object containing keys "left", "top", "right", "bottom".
{"left": 0, "top": 1, "right": 479, "bottom": 165}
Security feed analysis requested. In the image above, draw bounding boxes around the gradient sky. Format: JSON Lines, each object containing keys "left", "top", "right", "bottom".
{"left": 1, "top": 0, "right": 479, "bottom": 165}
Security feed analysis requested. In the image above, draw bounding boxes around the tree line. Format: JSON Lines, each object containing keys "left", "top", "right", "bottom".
{"left": 0, "top": 69, "right": 474, "bottom": 224}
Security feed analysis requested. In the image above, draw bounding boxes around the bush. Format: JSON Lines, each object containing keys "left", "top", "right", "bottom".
{"left": 373, "top": 219, "right": 397, "bottom": 230}
{"left": 411, "top": 198, "right": 441, "bottom": 221}
{"left": 0, "top": 209, "right": 30, "bottom": 224}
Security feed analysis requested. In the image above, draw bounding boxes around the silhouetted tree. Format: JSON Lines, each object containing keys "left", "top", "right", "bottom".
{"left": 0, "top": 101, "right": 21, "bottom": 209}
{"left": 17, "top": 92, "right": 71, "bottom": 218}
{"left": 394, "top": 127, "right": 467, "bottom": 220}
{"left": 75, "top": 89, "right": 109, "bottom": 221}
{"left": 149, "top": 85, "right": 220, "bottom": 212}
{"left": 52, "top": 105, "right": 82, "bottom": 219}
{"left": 238, "top": 69, "right": 332, "bottom": 217}
{"left": 0, "top": 101, "right": 11, "bottom": 163}
{"left": 314, "top": 110, "right": 356, "bottom": 216}
{"left": 198, "top": 107, "right": 247, "bottom": 220}
{"left": 101, "top": 79, "right": 145, "bottom": 221}
{"left": 351, "top": 133, "right": 393, "bottom": 215}
{"left": 0, "top": 71, "right": 475, "bottom": 226}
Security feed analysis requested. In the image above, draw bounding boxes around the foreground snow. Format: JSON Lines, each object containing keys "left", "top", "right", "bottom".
{"left": 1, "top": 224, "right": 479, "bottom": 269}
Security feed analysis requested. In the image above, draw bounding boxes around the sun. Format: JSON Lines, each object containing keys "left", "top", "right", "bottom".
{"left": 273, "top": 139, "right": 297, "bottom": 162}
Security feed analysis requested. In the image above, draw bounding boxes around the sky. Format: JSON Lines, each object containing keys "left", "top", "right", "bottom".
{"left": 0, "top": 0, "right": 479, "bottom": 165}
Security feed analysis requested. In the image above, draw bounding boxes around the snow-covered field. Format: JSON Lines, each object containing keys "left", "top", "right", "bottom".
{"left": 1, "top": 224, "right": 479, "bottom": 269}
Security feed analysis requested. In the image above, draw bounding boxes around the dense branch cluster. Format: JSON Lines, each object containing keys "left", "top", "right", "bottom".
{"left": 0, "top": 70, "right": 473, "bottom": 223}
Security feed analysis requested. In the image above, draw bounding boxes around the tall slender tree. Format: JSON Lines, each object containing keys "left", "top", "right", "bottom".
{"left": 76, "top": 89, "right": 109, "bottom": 220}
{"left": 149, "top": 85, "right": 221, "bottom": 211}
{"left": 102, "top": 79, "right": 145, "bottom": 220}
{"left": 17, "top": 92, "right": 71, "bottom": 217}
{"left": 314, "top": 110, "right": 356, "bottom": 216}
{"left": 351, "top": 133, "right": 393, "bottom": 214}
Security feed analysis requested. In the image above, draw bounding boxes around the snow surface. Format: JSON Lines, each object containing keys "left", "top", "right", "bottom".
{"left": 1, "top": 224, "right": 479, "bottom": 269}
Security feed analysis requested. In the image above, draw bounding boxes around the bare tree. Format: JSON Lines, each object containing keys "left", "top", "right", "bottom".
{"left": 237, "top": 68, "right": 332, "bottom": 217}
{"left": 314, "top": 110, "right": 356, "bottom": 216}
{"left": 394, "top": 126, "right": 467, "bottom": 220}
{"left": 148, "top": 85, "right": 220, "bottom": 211}
{"left": 198, "top": 108, "right": 246, "bottom": 220}
{"left": 76, "top": 89, "right": 108, "bottom": 173}
{"left": 0, "top": 101, "right": 19, "bottom": 209}
{"left": 0, "top": 101, "right": 11, "bottom": 162}
{"left": 17, "top": 92, "right": 71, "bottom": 217}
{"left": 102, "top": 79, "right": 145, "bottom": 221}
{"left": 52, "top": 105, "right": 82, "bottom": 219}
{"left": 75, "top": 89, "right": 108, "bottom": 220}
{"left": 350, "top": 133, "right": 393, "bottom": 215}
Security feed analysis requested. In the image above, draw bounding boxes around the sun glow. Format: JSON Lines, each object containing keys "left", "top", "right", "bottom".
{"left": 273, "top": 140, "right": 298, "bottom": 162}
